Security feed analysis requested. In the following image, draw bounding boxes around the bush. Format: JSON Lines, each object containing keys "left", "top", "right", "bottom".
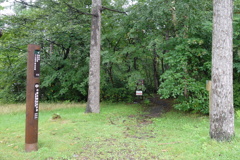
{"left": 234, "top": 82, "right": 240, "bottom": 109}
{"left": 158, "top": 37, "right": 211, "bottom": 114}
{"left": 159, "top": 79, "right": 209, "bottom": 114}
{"left": 100, "top": 87, "right": 134, "bottom": 102}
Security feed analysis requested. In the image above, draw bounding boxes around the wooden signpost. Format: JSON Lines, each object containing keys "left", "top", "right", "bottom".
{"left": 25, "top": 44, "right": 41, "bottom": 152}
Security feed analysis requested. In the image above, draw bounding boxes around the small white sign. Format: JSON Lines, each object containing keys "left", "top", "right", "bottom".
{"left": 136, "top": 91, "right": 143, "bottom": 96}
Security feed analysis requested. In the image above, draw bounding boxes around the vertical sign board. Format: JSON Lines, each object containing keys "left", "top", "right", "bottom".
{"left": 34, "top": 83, "right": 40, "bottom": 119}
{"left": 34, "top": 50, "right": 40, "bottom": 78}
{"left": 34, "top": 50, "right": 40, "bottom": 120}
{"left": 25, "top": 44, "right": 41, "bottom": 152}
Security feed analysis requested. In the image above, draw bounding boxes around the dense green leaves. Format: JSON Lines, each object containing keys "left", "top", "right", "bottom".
{"left": 0, "top": 0, "right": 92, "bottom": 102}
{"left": 0, "top": 0, "right": 240, "bottom": 113}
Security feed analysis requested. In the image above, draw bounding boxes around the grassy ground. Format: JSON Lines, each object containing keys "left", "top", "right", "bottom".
{"left": 0, "top": 103, "right": 239, "bottom": 160}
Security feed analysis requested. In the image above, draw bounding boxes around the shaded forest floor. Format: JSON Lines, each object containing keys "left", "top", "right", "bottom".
{"left": 134, "top": 95, "right": 174, "bottom": 118}
{"left": 144, "top": 96, "right": 174, "bottom": 116}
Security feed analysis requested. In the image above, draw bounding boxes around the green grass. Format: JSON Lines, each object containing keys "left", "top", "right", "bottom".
{"left": 0, "top": 103, "right": 239, "bottom": 160}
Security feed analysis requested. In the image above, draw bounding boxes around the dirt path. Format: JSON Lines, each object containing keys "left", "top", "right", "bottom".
{"left": 141, "top": 96, "right": 174, "bottom": 118}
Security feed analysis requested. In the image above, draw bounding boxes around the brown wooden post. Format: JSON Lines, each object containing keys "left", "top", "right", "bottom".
{"left": 25, "top": 44, "right": 41, "bottom": 152}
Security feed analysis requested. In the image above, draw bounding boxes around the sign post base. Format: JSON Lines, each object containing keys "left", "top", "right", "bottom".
{"left": 25, "top": 143, "right": 38, "bottom": 152}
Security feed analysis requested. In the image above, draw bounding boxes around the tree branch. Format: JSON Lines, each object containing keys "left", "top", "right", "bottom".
{"left": 14, "top": 0, "right": 40, "bottom": 8}
{"left": 101, "top": 6, "right": 127, "bottom": 15}
{"left": 45, "top": 39, "right": 64, "bottom": 50}
{"left": 63, "top": 2, "right": 97, "bottom": 17}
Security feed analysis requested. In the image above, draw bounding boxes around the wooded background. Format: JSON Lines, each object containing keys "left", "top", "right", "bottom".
{"left": 1, "top": 0, "right": 240, "bottom": 114}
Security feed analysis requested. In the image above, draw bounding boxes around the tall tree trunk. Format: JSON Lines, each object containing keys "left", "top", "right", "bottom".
{"left": 153, "top": 45, "right": 159, "bottom": 92}
{"left": 210, "top": 0, "right": 234, "bottom": 141}
{"left": 86, "top": 0, "right": 101, "bottom": 113}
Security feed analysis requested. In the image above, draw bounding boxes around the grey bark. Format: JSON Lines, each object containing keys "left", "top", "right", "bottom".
{"left": 210, "top": 0, "right": 234, "bottom": 141}
{"left": 86, "top": 0, "right": 101, "bottom": 113}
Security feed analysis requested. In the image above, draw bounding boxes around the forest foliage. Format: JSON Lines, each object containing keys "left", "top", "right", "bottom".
{"left": 1, "top": 0, "right": 240, "bottom": 114}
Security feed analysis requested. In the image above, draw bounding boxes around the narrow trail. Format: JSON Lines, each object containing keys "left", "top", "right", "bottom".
{"left": 141, "top": 96, "right": 174, "bottom": 118}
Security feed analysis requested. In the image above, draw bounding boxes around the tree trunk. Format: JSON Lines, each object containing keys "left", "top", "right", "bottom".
{"left": 50, "top": 42, "right": 53, "bottom": 54}
{"left": 86, "top": 0, "right": 101, "bottom": 113}
{"left": 153, "top": 45, "right": 159, "bottom": 92}
{"left": 210, "top": 0, "right": 234, "bottom": 141}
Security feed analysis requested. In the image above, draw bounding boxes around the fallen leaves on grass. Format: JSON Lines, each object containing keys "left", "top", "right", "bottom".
{"left": 158, "top": 141, "right": 182, "bottom": 145}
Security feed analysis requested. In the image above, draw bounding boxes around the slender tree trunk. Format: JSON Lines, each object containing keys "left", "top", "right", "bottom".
{"left": 107, "top": 63, "right": 114, "bottom": 85}
{"left": 162, "top": 32, "right": 170, "bottom": 74}
{"left": 50, "top": 42, "right": 53, "bottom": 54}
{"left": 86, "top": 0, "right": 101, "bottom": 113}
{"left": 210, "top": 0, "right": 234, "bottom": 141}
{"left": 153, "top": 45, "right": 159, "bottom": 92}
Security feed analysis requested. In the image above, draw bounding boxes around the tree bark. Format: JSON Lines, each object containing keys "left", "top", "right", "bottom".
{"left": 153, "top": 45, "right": 159, "bottom": 92}
{"left": 49, "top": 42, "right": 53, "bottom": 54}
{"left": 210, "top": 0, "right": 234, "bottom": 141}
{"left": 86, "top": 0, "right": 101, "bottom": 113}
